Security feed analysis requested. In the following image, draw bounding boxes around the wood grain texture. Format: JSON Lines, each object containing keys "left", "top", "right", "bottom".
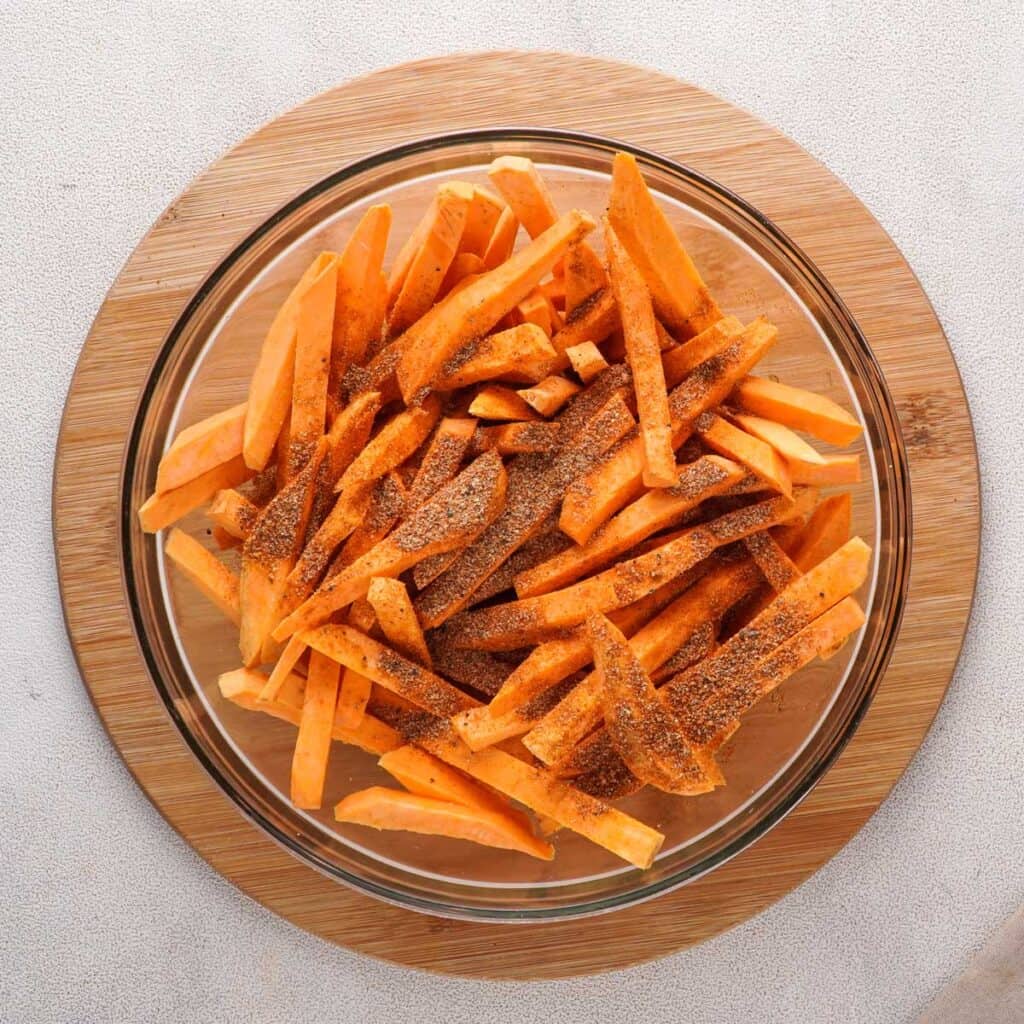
{"left": 53, "top": 52, "right": 979, "bottom": 979}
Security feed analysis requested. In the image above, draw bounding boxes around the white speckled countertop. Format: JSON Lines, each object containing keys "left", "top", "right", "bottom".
{"left": 2, "top": 2, "right": 1022, "bottom": 1021}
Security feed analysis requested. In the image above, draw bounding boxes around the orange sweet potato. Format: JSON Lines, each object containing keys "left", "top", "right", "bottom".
{"left": 467, "top": 385, "right": 542, "bottom": 421}
{"left": 565, "top": 341, "right": 609, "bottom": 384}
{"left": 244, "top": 253, "right": 336, "bottom": 471}
{"left": 258, "top": 632, "right": 309, "bottom": 703}
{"left": 480, "top": 206, "right": 519, "bottom": 270}
{"left": 697, "top": 412, "right": 793, "bottom": 498}
{"left": 447, "top": 490, "right": 812, "bottom": 652}
{"left": 156, "top": 402, "right": 247, "bottom": 495}
{"left": 207, "top": 488, "right": 258, "bottom": 542}
{"left": 434, "top": 324, "right": 556, "bottom": 389}
{"left": 517, "top": 375, "right": 581, "bottom": 418}
{"left": 139, "top": 454, "right": 254, "bottom": 533}
{"left": 367, "top": 577, "right": 432, "bottom": 667}
{"left": 510, "top": 289, "right": 554, "bottom": 336}
{"left": 396, "top": 209, "right": 595, "bottom": 401}
{"left": 516, "top": 455, "right": 744, "bottom": 597}
{"left": 219, "top": 666, "right": 402, "bottom": 755}
{"left": 458, "top": 186, "right": 506, "bottom": 258}
{"left": 288, "top": 254, "right": 339, "bottom": 476}
{"left": 661, "top": 315, "right": 745, "bottom": 388}
{"left": 164, "top": 528, "right": 240, "bottom": 625}
{"left": 551, "top": 288, "right": 619, "bottom": 356}
{"left": 564, "top": 240, "right": 609, "bottom": 316}
{"left": 559, "top": 316, "right": 777, "bottom": 544}
{"left": 405, "top": 417, "right": 477, "bottom": 512}
{"left": 334, "top": 786, "right": 553, "bottom": 860}
{"left": 439, "top": 252, "right": 485, "bottom": 298}
{"left": 589, "top": 613, "right": 716, "bottom": 794}
{"left": 791, "top": 493, "right": 852, "bottom": 572}
{"left": 787, "top": 453, "right": 862, "bottom": 486}
{"left": 522, "top": 556, "right": 763, "bottom": 766}
{"left": 729, "top": 410, "right": 826, "bottom": 465}
{"left": 743, "top": 530, "right": 802, "bottom": 591}
{"left": 290, "top": 650, "right": 342, "bottom": 809}
{"left": 607, "top": 152, "right": 721, "bottom": 339}
{"left": 487, "top": 155, "right": 560, "bottom": 238}
{"left": 334, "top": 472, "right": 408, "bottom": 568}
{"left": 604, "top": 218, "right": 675, "bottom": 487}
{"left": 388, "top": 183, "right": 473, "bottom": 337}
{"left": 329, "top": 205, "right": 392, "bottom": 406}
{"left": 732, "top": 376, "right": 863, "bottom": 447}
{"left": 238, "top": 438, "right": 326, "bottom": 665}
{"left": 276, "top": 451, "right": 507, "bottom": 638}
{"left": 468, "top": 421, "right": 560, "bottom": 456}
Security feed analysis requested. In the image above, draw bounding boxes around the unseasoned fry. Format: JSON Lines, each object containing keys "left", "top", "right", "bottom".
{"left": 156, "top": 402, "right": 247, "bottom": 495}
{"left": 468, "top": 385, "right": 541, "bottom": 422}
{"left": 565, "top": 341, "right": 609, "bottom": 383}
{"left": 516, "top": 376, "right": 581, "bottom": 417}
{"left": 165, "top": 528, "right": 240, "bottom": 625}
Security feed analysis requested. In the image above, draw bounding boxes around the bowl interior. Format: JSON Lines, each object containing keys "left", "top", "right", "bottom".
{"left": 123, "top": 131, "right": 908, "bottom": 920}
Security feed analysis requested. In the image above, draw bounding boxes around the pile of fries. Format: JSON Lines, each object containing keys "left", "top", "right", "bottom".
{"left": 141, "top": 152, "right": 869, "bottom": 870}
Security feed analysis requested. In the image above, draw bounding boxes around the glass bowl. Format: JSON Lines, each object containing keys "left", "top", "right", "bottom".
{"left": 122, "top": 129, "right": 910, "bottom": 921}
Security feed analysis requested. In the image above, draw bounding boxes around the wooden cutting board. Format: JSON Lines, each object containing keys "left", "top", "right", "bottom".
{"left": 53, "top": 52, "right": 979, "bottom": 979}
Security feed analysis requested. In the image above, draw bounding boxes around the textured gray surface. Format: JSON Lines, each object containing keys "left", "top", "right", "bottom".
{"left": 2, "top": 2, "right": 1022, "bottom": 1022}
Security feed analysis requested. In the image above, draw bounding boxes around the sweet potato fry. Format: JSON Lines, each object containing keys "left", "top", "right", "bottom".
{"left": 439, "top": 252, "right": 485, "bottom": 298}
{"left": 336, "top": 667, "right": 373, "bottom": 730}
{"left": 164, "top": 528, "right": 240, "bottom": 625}
{"left": 211, "top": 526, "right": 240, "bottom": 550}
{"left": 290, "top": 650, "right": 342, "bottom": 809}
{"left": 662, "top": 538, "right": 871, "bottom": 732}
{"left": 258, "top": 632, "right": 309, "bottom": 703}
{"left": 156, "top": 402, "right": 247, "bottom": 495}
{"left": 277, "top": 451, "right": 507, "bottom": 637}
{"left": 378, "top": 744, "right": 528, "bottom": 826}
{"left": 396, "top": 209, "right": 595, "bottom": 402}
{"left": 661, "top": 315, "right": 745, "bottom": 388}
{"left": 220, "top": 666, "right": 401, "bottom": 754}
{"left": 302, "top": 624, "right": 478, "bottom": 717}
{"left": 589, "top": 613, "right": 716, "bottom": 793}
{"left": 139, "top": 454, "right": 254, "bottom": 533}
{"left": 604, "top": 218, "right": 676, "bottom": 487}
{"left": 732, "top": 376, "right": 863, "bottom": 447}
{"left": 468, "top": 421, "right": 560, "bottom": 455}
{"left": 743, "top": 530, "right": 802, "bottom": 591}
{"left": 306, "top": 389, "right": 383, "bottom": 539}
{"left": 334, "top": 786, "right": 553, "bottom": 861}
{"left": 696, "top": 597, "right": 866, "bottom": 749}
{"left": 607, "top": 152, "right": 721, "bottom": 339}
{"left": 417, "top": 729, "right": 663, "bottom": 869}
{"left": 787, "top": 453, "right": 862, "bottom": 486}
{"left": 458, "top": 186, "right": 506, "bottom": 258}
{"left": 405, "top": 417, "right": 477, "bottom": 512}
{"left": 480, "top": 206, "right": 519, "bottom": 269}
{"left": 207, "top": 488, "right": 258, "bottom": 542}
{"left": 729, "top": 411, "right": 826, "bottom": 465}
{"left": 434, "top": 324, "right": 556, "bottom": 390}
{"left": 522, "top": 556, "right": 763, "bottom": 766}
{"left": 516, "top": 455, "right": 744, "bottom": 597}
{"left": 791, "top": 493, "right": 852, "bottom": 571}
{"left": 238, "top": 438, "right": 327, "bottom": 665}
{"left": 698, "top": 412, "right": 793, "bottom": 498}
{"left": 388, "top": 183, "right": 472, "bottom": 337}
{"left": 559, "top": 316, "right": 777, "bottom": 544}
{"left": 367, "top": 577, "right": 432, "bottom": 667}
{"left": 244, "top": 253, "right": 335, "bottom": 471}
{"left": 565, "top": 341, "right": 609, "bottom": 384}
{"left": 487, "top": 155, "right": 561, "bottom": 238}
{"left": 468, "top": 385, "right": 541, "bottom": 422}
{"left": 288, "top": 253, "right": 339, "bottom": 475}
{"left": 414, "top": 384, "right": 635, "bottom": 628}
{"left": 564, "top": 240, "right": 609, "bottom": 316}
{"left": 329, "top": 204, "right": 392, "bottom": 406}
{"left": 516, "top": 376, "right": 581, "bottom": 417}
{"left": 551, "top": 287, "right": 619, "bottom": 355}
{"left": 333, "top": 396, "right": 440, "bottom": 497}
{"left": 335, "top": 473, "right": 407, "bottom": 567}
{"left": 453, "top": 490, "right": 811, "bottom": 651}
{"left": 510, "top": 290, "right": 554, "bottom": 336}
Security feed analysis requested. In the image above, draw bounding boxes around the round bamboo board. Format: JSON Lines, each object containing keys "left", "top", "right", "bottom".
{"left": 53, "top": 51, "right": 979, "bottom": 979}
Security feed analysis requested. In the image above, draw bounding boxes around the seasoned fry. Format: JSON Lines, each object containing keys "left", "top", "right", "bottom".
{"left": 604, "top": 218, "right": 676, "bottom": 487}
{"left": 367, "top": 577, "right": 432, "bottom": 667}
{"left": 435, "top": 324, "right": 556, "bottom": 389}
{"left": 139, "top": 454, "right": 254, "bottom": 533}
{"left": 207, "top": 488, "right": 259, "bottom": 542}
{"left": 396, "top": 209, "right": 595, "bottom": 401}
{"left": 406, "top": 417, "right": 477, "bottom": 512}
{"left": 468, "top": 421, "right": 560, "bottom": 455}
{"left": 565, "top": 341, "right": 609, "bottom": 383}
{"left": 697, "top": 412, "right": 793, "bottom": 498}
{"left": 661, "top": 315, "right": 745, "bottom": 388}
{"left": 564, "top": 241, "right": 609, "bottom": 316}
